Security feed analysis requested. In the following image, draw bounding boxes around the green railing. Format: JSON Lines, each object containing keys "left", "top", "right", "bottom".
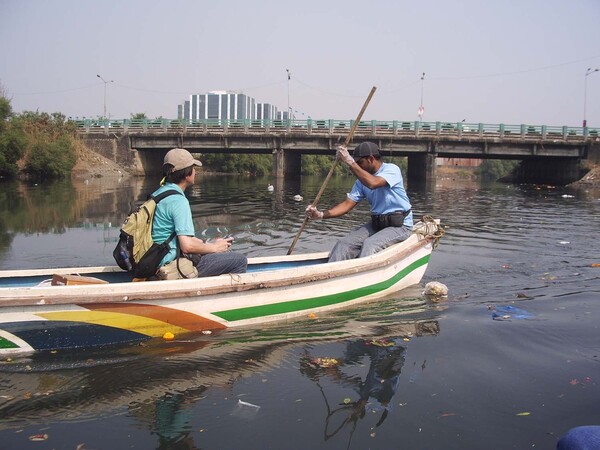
{"left": 72, "top": 118, "right": 599, "bottom": 140}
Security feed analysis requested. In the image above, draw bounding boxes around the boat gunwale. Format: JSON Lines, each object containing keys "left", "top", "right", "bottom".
{"left": 0, "top": 251, "right": 332, "bottom": 279}
{"left": 0, "top": 236, "right": 433, "bottom": 308}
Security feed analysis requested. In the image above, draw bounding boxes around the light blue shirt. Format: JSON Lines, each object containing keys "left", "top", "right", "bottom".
{"left": 151, "top": 183, "right": 194, "bottom": 266}
{"left": 347, "top": 162, "right": 413, "bottom": 226}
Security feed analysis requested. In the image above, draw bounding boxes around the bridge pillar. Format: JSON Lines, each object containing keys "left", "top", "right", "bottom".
{"left": 272, "top": 149, "right": 302, "bottom": 178}
{"left": 588, "top": 142, "right": 600, "bottom": 164}
{"left": 518, "top": 158, "right": 583, "bottom": 185}
{"left": 407, "top": 153, "right": 436, "bottom": 185}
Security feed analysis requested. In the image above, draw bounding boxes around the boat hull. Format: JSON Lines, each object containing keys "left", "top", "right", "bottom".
{"left": 0, "top": 225, "right": 438, "bottom": 355}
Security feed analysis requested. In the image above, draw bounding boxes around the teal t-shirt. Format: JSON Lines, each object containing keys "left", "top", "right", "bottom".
{"left": 151, "top": 183, "right": 195, "bottom": 266}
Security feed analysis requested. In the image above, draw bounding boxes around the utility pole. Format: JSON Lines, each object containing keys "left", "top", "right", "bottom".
{"left": 418, "top": 72, "right": 425, "bottom": 121}
{"left": 286, "top": 69, "right": 291, "bottom": 123}
{"left": 97, "top": 74, "right": 114, "bottom": 119}
{"left": 583, "top": 67, "right": 598, "bottom": 128}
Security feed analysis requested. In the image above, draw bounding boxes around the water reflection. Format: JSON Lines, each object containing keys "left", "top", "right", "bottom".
{"left": 299, "top": 319, "right": 438, "bottom": 448}
{"left": 0, "top": 291, "right": 440, "bottom": 448}
{"left": 134, "top": 391, "right": 202, "bottom": 450}
{"left": 2, "top": 174, "right": 599, "bottom": 449}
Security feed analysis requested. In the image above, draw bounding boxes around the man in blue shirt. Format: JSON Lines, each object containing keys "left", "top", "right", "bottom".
{"left": 152, "top": 148, "right": 247, "bottom": 277}
{"left": 306, "top": 142, "right": 413, "bottom": 262}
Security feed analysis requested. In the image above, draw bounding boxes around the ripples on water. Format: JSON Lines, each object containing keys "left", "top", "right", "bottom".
{"left": 0, "top": 176, "right": 599, "bottom": 449}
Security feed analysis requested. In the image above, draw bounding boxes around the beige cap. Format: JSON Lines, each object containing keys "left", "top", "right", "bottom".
{"left": 163, "top": 148, "right": 202, "bottom": 171}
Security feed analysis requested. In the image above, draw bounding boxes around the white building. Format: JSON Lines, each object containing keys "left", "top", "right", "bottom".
{"left": 178, "top": 91, "right": 284, "bottom": 123}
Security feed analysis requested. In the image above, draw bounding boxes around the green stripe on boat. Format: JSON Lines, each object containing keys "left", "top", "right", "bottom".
{"left": 214, "top": 254, "right": 430, "bottom": 322}
{"left": 0, "top": 336, "right": 19, "bottom": 349}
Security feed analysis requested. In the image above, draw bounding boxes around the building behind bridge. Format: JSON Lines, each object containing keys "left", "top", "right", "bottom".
{"left": 177, "top": 91, "right": 291, "bottom": 123}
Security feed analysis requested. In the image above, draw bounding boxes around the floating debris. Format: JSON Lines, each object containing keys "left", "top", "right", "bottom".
{"left": 310, "top": 357, "right": 339, "bottom": 368}
{"left": 423, "top": 281, "right": 448, "bottom": 297}
{"left": 488, "top": 305, "right": 534, "bottom": 321}
{"left": 28, "top": 434, "right": 48, "bottom": 441}
{"left": 366, "top": 338, "right": 395, "bottom": 347}
{"left": 232, "top": 399, "right": 261, "bottom": 419}
{"left": 293, "top": 194, "right": 303, "bottom": 201}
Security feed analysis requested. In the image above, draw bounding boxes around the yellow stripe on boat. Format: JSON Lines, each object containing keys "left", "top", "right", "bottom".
{"left": 37, "top": 311, "right": 189, "bottom": 337}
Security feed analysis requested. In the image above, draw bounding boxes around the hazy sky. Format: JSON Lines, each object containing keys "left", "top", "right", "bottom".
{"left": 1, "top": 0, "right": 599, "bottom": 127}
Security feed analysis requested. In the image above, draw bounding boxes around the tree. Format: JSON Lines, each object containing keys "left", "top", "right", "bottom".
{"left": 14, "top": 110, "right": 77, "bottom": 180}
{"left": 130, "top": 112, "right": 147, "bottom": 120}
{"left": 0, "top": 94, "right": 26, "bottom": 178}
{"left": 24, "top": 135, "right": 76, "bottom": 180}
{"left": 477, "top": 159, "right": 519, "bottom": 181}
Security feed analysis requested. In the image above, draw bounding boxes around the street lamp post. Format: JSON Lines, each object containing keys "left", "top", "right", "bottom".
{"left": 418, "top": 72, "right": 425, "bottom": 121}
{"left": 97, "top": 74, "right": 114, "bottom": 120}
{"left": 286, "top": 69, "right": 291, "bottom": 123}
{"left": 583, "top": 67, "right": 598, "bottom": 128}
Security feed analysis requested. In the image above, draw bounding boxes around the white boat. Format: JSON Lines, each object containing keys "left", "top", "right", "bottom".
{"left": 0, "top": 219, "right": 443, "bottom": 355}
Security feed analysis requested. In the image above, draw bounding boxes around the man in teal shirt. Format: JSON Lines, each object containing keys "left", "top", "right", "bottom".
{"left": 152, "top": 148, "right": 247, "bottom": 277}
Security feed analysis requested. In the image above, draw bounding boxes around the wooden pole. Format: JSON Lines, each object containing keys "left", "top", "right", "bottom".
{"left": 287, "top": 86, "right": 377, "bottom": 255}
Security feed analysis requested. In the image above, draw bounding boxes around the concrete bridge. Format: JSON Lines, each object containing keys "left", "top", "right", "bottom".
{"left": 76, "top": 118, "right": 600, "bottom": 185}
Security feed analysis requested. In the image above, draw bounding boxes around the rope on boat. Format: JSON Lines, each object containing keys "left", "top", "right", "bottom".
{"left": 414, "top": 215, "right": 445, "bottom": 248}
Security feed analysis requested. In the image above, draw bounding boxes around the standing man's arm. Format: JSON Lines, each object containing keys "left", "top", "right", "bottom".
{"left": 305, "top": 198, "right": 357, "bottom": 220}
{"left": 336, "top": 145, "right": 387, "bottom": 189}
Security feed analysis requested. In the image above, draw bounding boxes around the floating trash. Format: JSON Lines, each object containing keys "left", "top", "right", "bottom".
{"left": 366, "top": 338, "right": 395, "bottom": 347}
{"left": 293, "top": 194, "right": 303, "bottom": 201}
{"left": 232, "top": 399, "right": 261, "bottom": 419}
{"left": 423, "top": 281, "right": 448, "bottom": 297}
{"left": 28, "top": 434, "right": 48, "bottom": 441}
{"left": 310, "top": 357, "right": 339, "bottom": 368}
{"left": 488, "top": 305, "right": 534, "bottom": 321}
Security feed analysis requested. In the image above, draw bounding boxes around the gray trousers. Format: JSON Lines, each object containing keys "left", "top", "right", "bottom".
{"left": 328, "top": 223, "right": 413, "bottom": 262}
{"left": 194, "top": 252, "right": 248, "bottom": 277}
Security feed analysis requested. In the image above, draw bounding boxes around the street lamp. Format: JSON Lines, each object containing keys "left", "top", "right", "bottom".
{"left": 286, "top": 69, "right": 291, "bottom": 123}
{"left": 583, "top": 67, "right": 598, "bottom": 128}
{"left": 418, "top": 72, "right": 425, "bottom": 121}
{"left": 97, "top": 74, "right": 114, "bottom": 119}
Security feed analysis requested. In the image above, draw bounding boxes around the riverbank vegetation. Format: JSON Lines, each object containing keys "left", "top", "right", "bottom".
{"left": 477, "top": 159, "right": 519, "bottom": 180}
{"left": 0, "top": 94, "right": 76, "bottom": 180}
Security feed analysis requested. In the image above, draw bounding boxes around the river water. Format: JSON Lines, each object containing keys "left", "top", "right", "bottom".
{"left": 0, "top": 173, "right": 598, "bottom": 450}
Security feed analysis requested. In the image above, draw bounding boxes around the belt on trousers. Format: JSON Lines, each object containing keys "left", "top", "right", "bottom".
{"left": 371, "top": 210, "right": 411, "bottom": 232}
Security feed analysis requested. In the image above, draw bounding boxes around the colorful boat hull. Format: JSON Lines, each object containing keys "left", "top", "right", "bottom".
{"left": 0, "top": 221, "right": 440, "bottom": 355}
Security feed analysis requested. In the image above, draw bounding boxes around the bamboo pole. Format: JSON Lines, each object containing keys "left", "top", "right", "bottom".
{"left": 287, "top": 86, "right": 377, "bottom": 255}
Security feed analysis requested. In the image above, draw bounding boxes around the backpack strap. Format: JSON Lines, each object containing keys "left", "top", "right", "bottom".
{"left": 152, "top": 189, "right": 182, "bottom": 256}
{"left": 151, "top": 189, "right": 181, "bottom": 203}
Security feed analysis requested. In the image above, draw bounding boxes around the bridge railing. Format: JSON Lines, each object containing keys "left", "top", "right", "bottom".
{"left": 72, "top": 118, "right": 598, "bottom": 141}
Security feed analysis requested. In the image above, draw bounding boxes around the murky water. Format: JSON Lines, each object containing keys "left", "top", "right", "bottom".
{"left": 0, "top": 173, "right": 599, "bottom": 449}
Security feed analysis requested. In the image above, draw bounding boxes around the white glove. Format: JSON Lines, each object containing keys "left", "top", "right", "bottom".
{"left": 336, "top": 145, "right": 354, "bottom": 166}
{"left": 305, "top": 205, "right": 324, "bottom": 220}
